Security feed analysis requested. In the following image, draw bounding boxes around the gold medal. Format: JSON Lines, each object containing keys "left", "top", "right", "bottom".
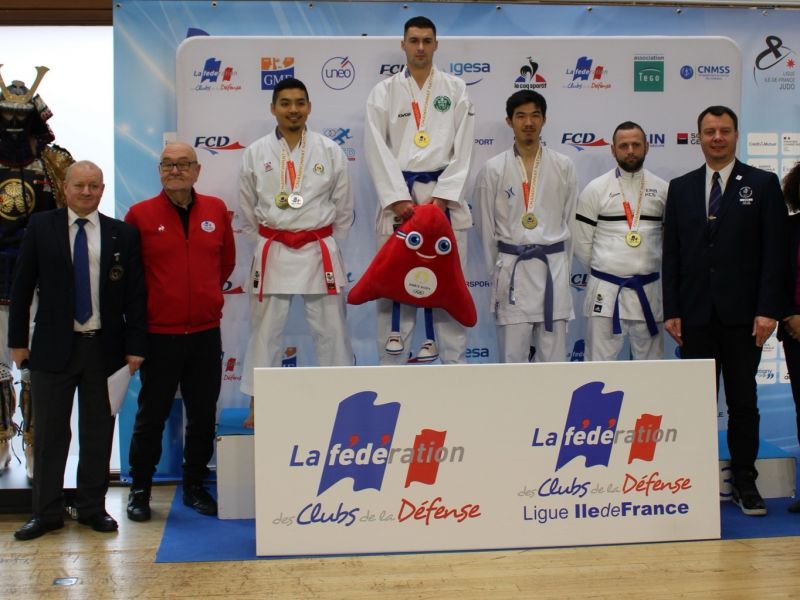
{"left": 521, "top": 213, "right": 538, "bottom": 230}
{"left": 414, "top": 131, "right": 430, "bottom": 148}
{"left": 275, "top": 192, "right": 289, "bottom": 210}
{"left": 625, "top": 231, "right": 642, "bottom": 248}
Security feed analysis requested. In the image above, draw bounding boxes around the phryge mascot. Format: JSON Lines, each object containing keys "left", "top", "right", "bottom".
{"left": 0, "top": 65, "right": 73, "bottom": 477}
{"left": 348, "top": 204, "right": 476, "bottom": 362}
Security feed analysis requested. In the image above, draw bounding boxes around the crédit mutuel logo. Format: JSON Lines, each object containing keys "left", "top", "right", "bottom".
{"left": 633, "top": 54, "right": 664, "bottom": 92}
{"left": 531, "top": 381, "right": 677, "bottom": 470}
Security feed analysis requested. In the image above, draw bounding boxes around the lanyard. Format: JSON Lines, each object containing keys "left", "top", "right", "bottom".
{"left": 406, "top": 68, "right": 434, "bottom": 133}
{"left": 615, "top": 167, "right": 645, "bottom": 231}
{"left": 514, "top": 144, "right": 543, "bottom": 213}
{"left": 278, "top": 129, "right": 307, "bottom": 195}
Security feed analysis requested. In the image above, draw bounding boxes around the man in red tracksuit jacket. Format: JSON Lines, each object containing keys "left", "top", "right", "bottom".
{"left": 124, "top": 141, "right": 235, "bottom": 521}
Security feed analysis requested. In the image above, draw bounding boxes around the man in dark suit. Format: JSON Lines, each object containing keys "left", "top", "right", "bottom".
{"left": 8, "top": 160, "right": 146, "bottom": 540}
{"left": 663, "top": 105, "right": 787, "bottom": 516}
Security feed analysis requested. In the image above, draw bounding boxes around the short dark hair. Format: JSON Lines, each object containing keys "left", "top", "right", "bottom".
{"left": 404, "top": 16, "right": 436, "bottom": 37}
{"left": 697, "top": 105, "right": 738, "bottom": 132}
{"left": 784, "top": 162, "right": 800, "bottom": 213}
{"left": 272, "top": 77, "right": 309, "bottom": 104}
{"left": 613, "top": 121, "right": 646, "bottom": 145}
{"left": 506, "top": 90, "right": 546, "bottom": 119}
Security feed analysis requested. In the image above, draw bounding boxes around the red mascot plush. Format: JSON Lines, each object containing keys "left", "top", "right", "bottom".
{"left": 348, "top": 204, "right": 477, "bottom": 328}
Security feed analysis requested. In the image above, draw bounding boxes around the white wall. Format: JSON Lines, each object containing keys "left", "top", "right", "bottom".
{"left": 0, "top": 26, "right": 114, "bottom": 216}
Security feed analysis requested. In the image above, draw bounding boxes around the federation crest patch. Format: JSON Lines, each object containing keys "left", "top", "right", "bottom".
{"left": 433, "top": 95, "right": 452, "bottom": 112}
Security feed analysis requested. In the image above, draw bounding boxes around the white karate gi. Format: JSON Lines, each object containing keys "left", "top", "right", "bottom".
{"left": 574, "top": 167, "right": 668, "bottom": 361}
{"left": 365, "top": 66, "right": 475, "bottom": 364}
{"left": 473, "top": 146, "right": 578, "bottom": 363}
{"left": 239, "top": 129, "right": 353, "bottom": 394}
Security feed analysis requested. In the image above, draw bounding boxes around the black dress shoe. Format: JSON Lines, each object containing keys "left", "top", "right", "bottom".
{"left": 77, "top": 511, "right": 118, "bottom": 532}
{"left": 182, "top": 484, "right": 218, "bottom": 516}
{"left": 14, "top": 516, "right": 64, "bottom": 541}
{"left": 788, "top": 499, "right": 800, "bottom": 513}
{"left": 127, "top": 488, "right": 152, "bottom": 522}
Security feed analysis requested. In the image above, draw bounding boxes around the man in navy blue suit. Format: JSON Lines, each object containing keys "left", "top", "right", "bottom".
{"left": 663, "top": 106, "right": 787, "bottom": 516}
{"left": 8, "top": 161, "right": 146, "bottom": 540}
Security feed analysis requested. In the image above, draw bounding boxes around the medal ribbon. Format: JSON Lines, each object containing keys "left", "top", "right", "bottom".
{"left": 514, "top": 144, "right": 543, "bottom": 214}
{"left": 278, "top": 129, "right": 307, "bottom": 195}
{"left": 406, "top": 68, "right": 434, "bottom": 133}
{"left": 615, "top": 167, "right": 645, "bottom": 232}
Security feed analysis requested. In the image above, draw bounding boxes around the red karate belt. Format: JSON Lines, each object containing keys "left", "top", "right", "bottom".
{"left": 257, "top": 224, "right": 337, "bottom": 301}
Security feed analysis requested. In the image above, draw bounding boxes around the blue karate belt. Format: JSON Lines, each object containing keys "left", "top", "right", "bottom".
{"left": 402, "top": 169, "right": 445, "bottom": 194}
{"left": 590, "top": 269, "right": 660, "bottom": 337}
{"left": 497, "top": 240, "right": 565, "bottom": 333}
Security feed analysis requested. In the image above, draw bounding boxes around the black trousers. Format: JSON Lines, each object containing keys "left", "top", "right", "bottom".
{"left": 781, "top": 330, "right": 800, "bottom": 449}
{"left": 128, "top": 327, "right": 222, "bottom": 487}
{"left": 681, "top": 311, "right": 762, "bottom": 481}
{"left": 31, "top": 335, "right": 114, "bottom": 520}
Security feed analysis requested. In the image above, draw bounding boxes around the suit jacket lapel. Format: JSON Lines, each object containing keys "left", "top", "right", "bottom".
{"left": 53, "top": 208, "right": 72, "bottom": 272}
{"left": 99, "top": 214, "right": 116, "bottom": 295}
{"left": 715, "top": 159, "right": 745, "bottom": 223}
{"left": 690, "top": 165, "right": 707, "bottom": 223}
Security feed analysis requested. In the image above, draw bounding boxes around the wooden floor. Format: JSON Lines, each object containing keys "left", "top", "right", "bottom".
{"left": 2, "top": 486, "right": 800, "bottom": 599}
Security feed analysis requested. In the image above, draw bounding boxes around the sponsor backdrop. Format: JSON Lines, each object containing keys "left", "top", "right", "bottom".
{"left": 114, "top": 2, "right": 800, "bottom": 463}
{"left": 254, "top": 360, "right": 719, "bottom": 555}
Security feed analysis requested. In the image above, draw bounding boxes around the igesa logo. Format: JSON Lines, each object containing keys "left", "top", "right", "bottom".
{"left": 449, "top": 61, "right": 490, "bottom": 85}
{"left": 530, "top": 381, "right": 677, "bottom": 470}
{"left": 321, "top": 56, "right": 355, "bottom": 90}
{"left": 466, "top": 347, "right": 490, "bottom": 359}
{"left": 194, "top": 136, "right": 245, "bottom": 155}
{"left": 562, "top": 132, "right": 610, "bottom": 151}
{"left": 261, "top": 57, "right": 295, "bottom": 90}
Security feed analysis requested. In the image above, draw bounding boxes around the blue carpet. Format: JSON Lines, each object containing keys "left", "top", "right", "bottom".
{"left": 155, "top": 485, "right": 800, "bottom": 563}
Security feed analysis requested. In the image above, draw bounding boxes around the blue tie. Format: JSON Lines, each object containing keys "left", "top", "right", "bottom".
{"left": 74, "top": 218, "right": 92, "bottom": 324}
{"left": 708, "top": 171, "right": 722, "bottom": 219}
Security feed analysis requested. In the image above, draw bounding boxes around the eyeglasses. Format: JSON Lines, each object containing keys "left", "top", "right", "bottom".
{"left": 159, "top": 160, "right": 197, "bottom": 172}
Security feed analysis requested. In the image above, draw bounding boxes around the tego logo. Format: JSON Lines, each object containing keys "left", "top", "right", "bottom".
{"left": 284, "top": 391, "right": 479, "bottom": 527}
{"left": 531, "top": 381, "right": 676, "bottom": 470}
{"left": 261, "top": 57, "right": 295, "bottom": 90}
{"left": 321, "top": 56, "right": 355, "bottom": 90}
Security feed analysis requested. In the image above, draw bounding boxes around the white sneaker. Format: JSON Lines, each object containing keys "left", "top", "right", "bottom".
{"left": 385, "top": 332, "right": 404, "bottom": 355}
{"left": 415, "top": 339, "right": 439, "bottom": 363}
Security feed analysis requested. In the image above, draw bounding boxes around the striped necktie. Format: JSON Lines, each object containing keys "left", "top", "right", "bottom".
{"left": 708, "top": 171, "right": 722, "bottom": 219}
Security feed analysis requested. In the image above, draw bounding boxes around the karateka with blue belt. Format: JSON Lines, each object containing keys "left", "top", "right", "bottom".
{"left": 365, "top": 16, "right": 475, "bottom": 364}
{"left": 574, "top": 121, "right": 668, "bottom": 361}
{"left": 474, "top": 90, "right": 577, "bottom": 363}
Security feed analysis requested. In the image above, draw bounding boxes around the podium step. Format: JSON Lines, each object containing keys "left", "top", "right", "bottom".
{"left": 718, "top": 431, "right": 797, "bottom": 500}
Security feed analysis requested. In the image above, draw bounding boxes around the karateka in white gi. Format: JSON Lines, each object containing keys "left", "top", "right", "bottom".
{"left": 474, "top": 90, "right": 577, "bottom": 363}
{"left": 573, "top": 121, "right": 668, "bottom": 361}
{"left": 239, "top": 77, "right": 353, "bottom": 409}
{"left": 365, "top": 15, "right": 475, "bottom": 364}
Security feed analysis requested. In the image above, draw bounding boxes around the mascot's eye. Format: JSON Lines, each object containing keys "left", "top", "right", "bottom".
{"left": 435, "top": 237, "right": 452, "bottom": 255}
{"left": 405, "top": 231, "right": 423, "bottom": 250}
